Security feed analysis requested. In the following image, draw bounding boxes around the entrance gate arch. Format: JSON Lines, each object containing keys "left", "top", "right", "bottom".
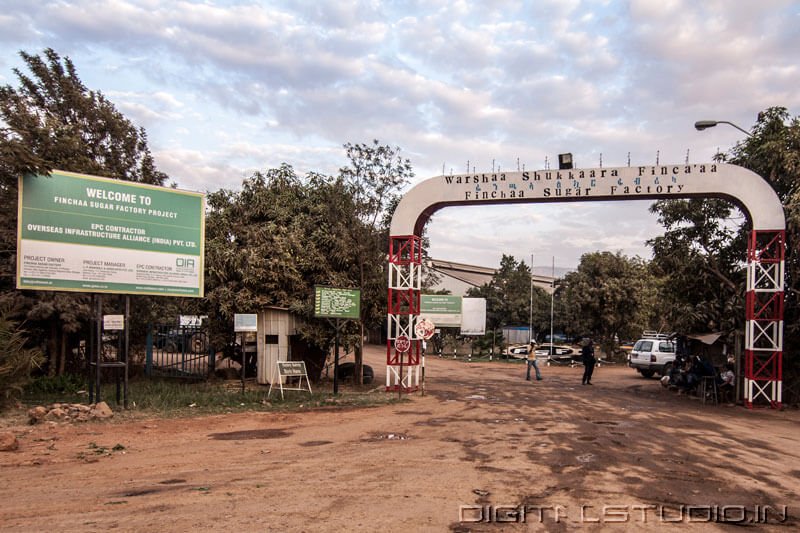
{"left": 387, "top": 163, "right": 785, "bottom": 409}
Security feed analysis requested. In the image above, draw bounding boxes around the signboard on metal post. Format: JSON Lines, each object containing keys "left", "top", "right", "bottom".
{"left": 313, "top": 286, "right": 361, "bottom": 319}
{"left": 313, "top": 285, "right": 361, "bottom": 395}
{"left": 414, "top": 318, "right": 435, "bottom": 340}
{"left": 17, "top": 170, "right": 205, "bottom": 297}
{"left": 460, "top": 297, "right": 486, "bottom": 336}
{"left": 103, "top": 314, "right": 124, "bottom": 331}
{"left": 233, "top": 314, "right": 258, "bottom": 332}
{"left": 395, "top": 335, "right": 411, "bottom": 352}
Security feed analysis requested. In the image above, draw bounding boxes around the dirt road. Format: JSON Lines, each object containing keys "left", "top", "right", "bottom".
{"left": 1, "top": 345, "right": 798, "bottom": 531}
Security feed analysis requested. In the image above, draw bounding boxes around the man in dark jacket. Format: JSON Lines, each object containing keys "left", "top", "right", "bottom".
{"left": 581, "top": 338, "right": 596, "bottom": 385}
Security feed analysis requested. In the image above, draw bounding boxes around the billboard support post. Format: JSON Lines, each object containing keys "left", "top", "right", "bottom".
{"left": 17, "top": 170, "right": 206, "bottom": 408}
{"left": 313, "top": 286, "right": 360, "bottom": 395}
{"left": 94, "top": 295, "right": 102, "bottom": 404}
{"left": 89, "top": 293, "right": 128, "bottom": 406}
{"left": 334, "top": 318, "right": 341, "bottom": 394}
{"left": 124, "top": 295, "right": 130, "bottom": 409}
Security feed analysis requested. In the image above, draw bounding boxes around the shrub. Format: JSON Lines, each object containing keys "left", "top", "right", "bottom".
{"left": 0, "top": 314, "right": 45, "bottom": 408}
{"left": 24, "top": 373, "right": 85, "bottom": 396}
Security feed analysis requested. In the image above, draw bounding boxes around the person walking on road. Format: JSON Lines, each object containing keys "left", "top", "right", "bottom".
{"left": 581, "top": 338, "right": 596, "bottom": 385}
{"left": 526, "top": 342, "right": 542, "bottom": 381}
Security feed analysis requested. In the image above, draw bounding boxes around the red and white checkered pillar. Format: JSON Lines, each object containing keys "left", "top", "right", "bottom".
{"left": 386, "top": 235, "right": 421, "bottom": 392}
{"left": 745, "top": 230, "right": 785, "bottom": 409}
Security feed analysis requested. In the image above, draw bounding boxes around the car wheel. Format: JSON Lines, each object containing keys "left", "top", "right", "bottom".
{"left": 639, "top": 369, "right": 655, "bottom": 378}
{"left": 660, "top": 363, "right": 672, "bottom": 378}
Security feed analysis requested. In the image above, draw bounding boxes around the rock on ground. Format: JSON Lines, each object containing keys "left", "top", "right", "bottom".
{"left": 0, "top": 432, "right": 18, "bottom": 452}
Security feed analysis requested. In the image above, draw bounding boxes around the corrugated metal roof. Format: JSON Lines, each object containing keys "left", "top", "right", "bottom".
{"left": 427, "top": 258, "right": 556, "bottom": 290}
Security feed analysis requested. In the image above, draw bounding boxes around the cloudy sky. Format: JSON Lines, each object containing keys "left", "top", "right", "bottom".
{"left": 2, "top": 0, "right": 798, "bottom": 271}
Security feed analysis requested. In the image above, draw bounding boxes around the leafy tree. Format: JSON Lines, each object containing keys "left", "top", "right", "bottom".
{"left": 647, "top": 198, "right": 746, "bottom": 334}
{"left": 722, "top": 108, "right": 799, "bottom": 401}
{"left": 649, "top": 108, "right": 799, "bottom": 364}
{"left": 203, "top": 164, "right": 397, "bottom": 380}
{"left": 725, "top": 108, "right": 800, "bottom": 336}
{"left": 466, "top": 255, "right": 550, "bottom": 348}
{"left": 339, "top": 140, "right": 413, "bottom": 383}
{"left": 559, "top": 251, "right": 655, "bottom": 357}
{"left": 0, "top": 48, "right": 168, "bottom": 374}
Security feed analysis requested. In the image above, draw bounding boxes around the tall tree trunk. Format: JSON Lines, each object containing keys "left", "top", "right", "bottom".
{"left": 356, "top": 260, "right": 364, "bottom": 385}
{"left": 47, "top": 321, "right": 59, "bottom": 376}
{"left": 58, "top": 332, "right": 67, "bottom": 376}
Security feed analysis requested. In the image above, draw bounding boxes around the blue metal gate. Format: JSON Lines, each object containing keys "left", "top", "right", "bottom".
{"left": 146, "top": 324, "right": 213, "bottom": 378}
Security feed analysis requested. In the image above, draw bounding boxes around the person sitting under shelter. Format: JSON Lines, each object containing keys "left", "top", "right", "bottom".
{"left": 717, "top": 362, "right": 735, "bottom": 404}
{"left": 682, "top": 355, "right": 713, "bottom": 394}
{"left": 667, "top": 353, "right": 688, "bottom": 389}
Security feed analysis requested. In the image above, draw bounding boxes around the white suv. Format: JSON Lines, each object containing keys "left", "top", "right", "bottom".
{"left": 628, "top": 331, "right": 676, "bottom": 378}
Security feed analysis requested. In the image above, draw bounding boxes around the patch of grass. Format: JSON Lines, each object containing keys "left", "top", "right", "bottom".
{"left": 23, "top": 373, "right": 85, "bottom": 400}
{"left": 17, "top": 376, "right": 406, "bottom": 421}
{"left": 87, "top": 442, "right": 109, "bottom": 455}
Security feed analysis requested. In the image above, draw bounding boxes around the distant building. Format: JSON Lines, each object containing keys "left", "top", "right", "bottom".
{"left": 424, "top": 258, "right": 557, "bottom": 296}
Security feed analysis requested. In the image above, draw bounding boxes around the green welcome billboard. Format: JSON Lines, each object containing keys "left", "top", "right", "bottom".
{"left": 17, "top": 170, "right": 205, "bottom": 297}
{"left": 419, "top": 294, "right": 462, "bottom": 327}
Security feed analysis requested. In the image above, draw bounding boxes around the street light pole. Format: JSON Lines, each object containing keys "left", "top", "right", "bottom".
{"left": 529, "top": 252, "right": 533, "bottom": 345}
{"left": 694, "top": 120, "right": 752, "bottom": 137}
{"left": 550, "top": 256, "right": 554, "bottom": 355}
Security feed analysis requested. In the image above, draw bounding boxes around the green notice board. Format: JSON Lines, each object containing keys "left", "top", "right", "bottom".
{"left": 17, "top": 170, "right": 205, "bottom": 296}
{"left": 419, "top": 294, "right": 462, "bottom": 327}
{"left": 314, "top": 286, "right": 361, "bottom": 319}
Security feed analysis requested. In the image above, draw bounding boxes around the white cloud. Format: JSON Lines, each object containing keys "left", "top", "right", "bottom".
{"left": 1, "top": 0, "right": 796, "bottom": 268}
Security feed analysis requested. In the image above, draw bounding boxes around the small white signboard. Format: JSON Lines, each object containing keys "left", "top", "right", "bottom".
{"left": 103, "top": 314, "right": 125, "bottom": 331}
{"left": 460, "top": 298, "right": 486, "bottom": 336}
{"left": 234, "top": 313, "right": 258, "bottom": 332}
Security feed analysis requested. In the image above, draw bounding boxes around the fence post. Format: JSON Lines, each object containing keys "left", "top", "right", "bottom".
{"left": 145, "top": 324, "right": 153, "bottom": 377}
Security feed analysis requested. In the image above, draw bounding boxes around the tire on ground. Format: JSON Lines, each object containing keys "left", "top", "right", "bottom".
{"left": 336, "top": 362, "right": 374, "bottom": 384}
{"left": 189, "top": 332, "right": 209, "bottom": 354}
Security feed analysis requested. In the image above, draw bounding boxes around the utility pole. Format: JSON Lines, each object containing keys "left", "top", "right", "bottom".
{"left": 550, "top": 256, "right": 555, "bottom": 354}
{"left": 529, "top": 252, "right": 534, "bottom": 345}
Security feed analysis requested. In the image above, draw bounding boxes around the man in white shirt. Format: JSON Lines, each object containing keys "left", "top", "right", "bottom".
{"left": 526, "top": 342, "right": 542, "bottom": 381}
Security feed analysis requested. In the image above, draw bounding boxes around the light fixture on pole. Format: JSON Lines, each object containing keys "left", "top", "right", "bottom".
{"left": 694, "top": 120, "right": 752, "bottom": 137}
